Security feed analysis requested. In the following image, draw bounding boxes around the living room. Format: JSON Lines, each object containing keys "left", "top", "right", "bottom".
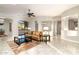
{"left": 0, "top": 4, "right": 79, "bottom": 55}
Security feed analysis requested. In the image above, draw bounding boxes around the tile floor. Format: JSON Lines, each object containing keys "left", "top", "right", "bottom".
{"left": 0, "top": 36, "right": 79, "bottom": 55}
{"left": 48, "top": 36, "right": 79, "bottom": 55}
{"left": 0, "top": 37, "right": 14, "bottom": 55}
{"left": 19, "top": 42, "right": 59, "bottom": 55}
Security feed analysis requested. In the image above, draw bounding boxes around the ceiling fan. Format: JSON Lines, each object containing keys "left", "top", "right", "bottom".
{"left": 27, "top": 9, "right": 35, "bottom": 17}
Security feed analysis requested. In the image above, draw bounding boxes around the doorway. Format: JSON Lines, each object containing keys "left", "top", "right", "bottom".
{"left": 53, "top": 20, "right": 61, "bottom": 38}
{"left": 35, "top": 21, "right": 38, "bottom": 31}
{"left": 57, "top": 21, "right": 61, "bottom": 36}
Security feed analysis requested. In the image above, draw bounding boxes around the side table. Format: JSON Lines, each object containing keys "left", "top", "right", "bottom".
{"left": 42, "top": 35, "right": 50, "bottom": 43}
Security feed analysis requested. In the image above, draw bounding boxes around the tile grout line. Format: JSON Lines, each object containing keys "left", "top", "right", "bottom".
{"left": 63, "top": 39, "right": 79, "bottom": 44}
{"left": 47, "top": 42, "right": 63, "bottom": 55}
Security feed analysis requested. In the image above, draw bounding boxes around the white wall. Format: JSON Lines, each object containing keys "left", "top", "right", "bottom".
{"left": 61, "top": 6, "right": 79, "bottom": 42}
{"left": 4, "top": 19, "right": 12, "bottom": 36}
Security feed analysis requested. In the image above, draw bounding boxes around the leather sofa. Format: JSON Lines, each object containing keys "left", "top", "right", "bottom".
{"left": 25, "top": 31, "right": 43, "bottom": 41}
{"left": 31, "top": 31, "right": 43, "bottom": 41}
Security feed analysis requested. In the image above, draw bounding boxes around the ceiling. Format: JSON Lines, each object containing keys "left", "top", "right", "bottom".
{"left": 0, "top": 4, "right": 78, "bottom": 16}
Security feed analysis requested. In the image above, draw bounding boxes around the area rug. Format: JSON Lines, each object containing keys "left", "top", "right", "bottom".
{"left": 7, "top": 40, "right": 40, "bottom": 54}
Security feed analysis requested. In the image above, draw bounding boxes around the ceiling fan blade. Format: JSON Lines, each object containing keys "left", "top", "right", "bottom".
{"left": 27, "top": 9, "right": 36, "bottom": 17}
{"left": 32, "top": 14, "right": 35, "bottom": 17}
